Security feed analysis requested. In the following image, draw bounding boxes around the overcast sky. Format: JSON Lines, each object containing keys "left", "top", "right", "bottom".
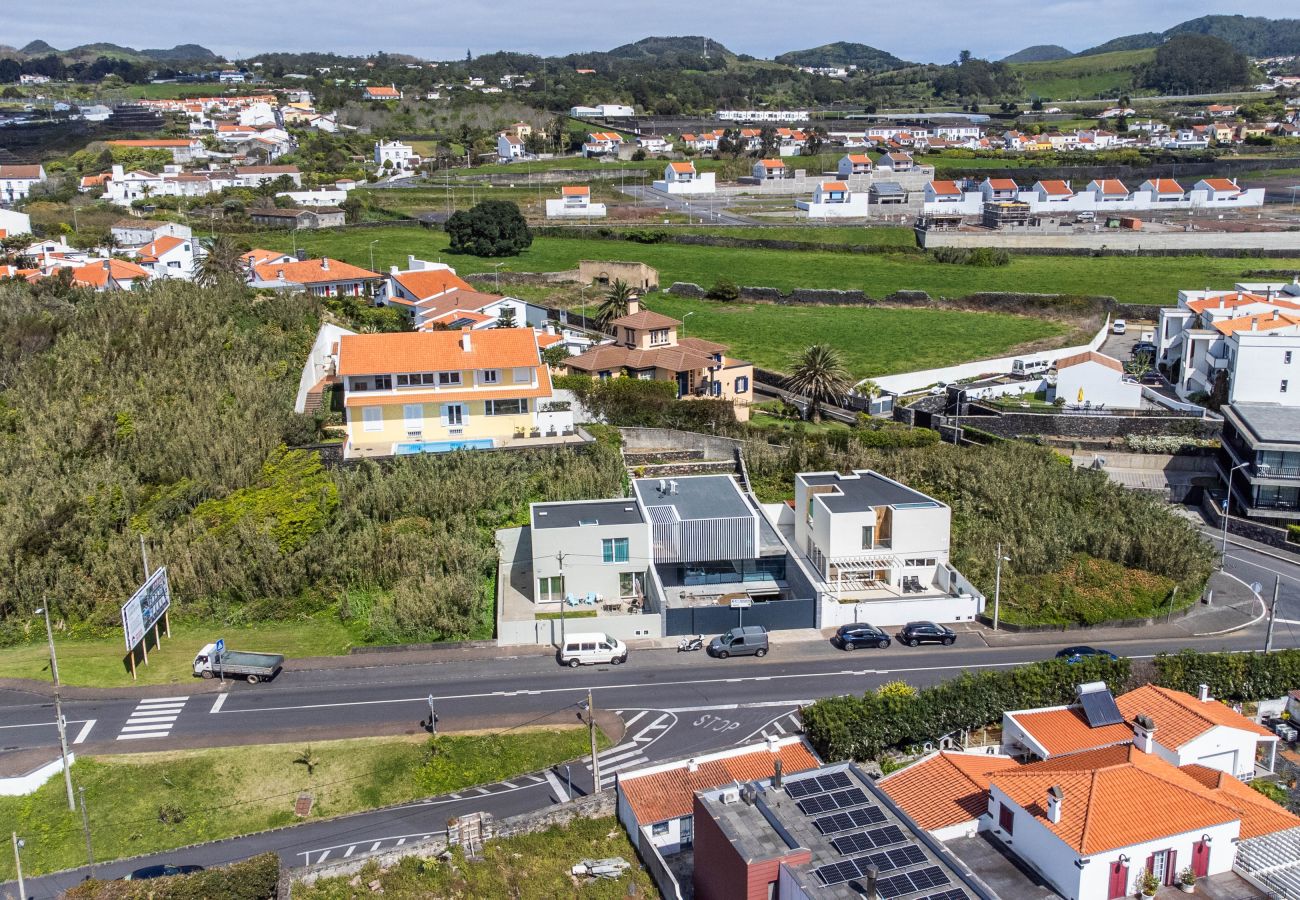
{"left": 0, "top": 2, "right": 1285, "bottom": 63}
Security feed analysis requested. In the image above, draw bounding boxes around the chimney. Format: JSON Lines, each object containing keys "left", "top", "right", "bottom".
{"left": 773, "top": 758, "right": 784, "bottom": 790}
{"left": 1198, "top": 683, "right": 1210, "bottom": 703}
{"left": 741, "top": 783, "right": 759, "bottom": 806}
{"left": 390, "top": 265, "right": 399, "bottom": 275}
{"left": 111, "top": 164, "right": 124, "bottom": 180}
{"left": 460, "top": 327, "right": 472, "bottom": 351}
{"left": 321, "top": 258, "right": 330, "bottom": 271}
{"left": 767, "top": 734, "right": 779, "bottom": 753}
{"left": 102, "top": 259, "right": 111, "bottom": 271}
{"left": 1134, "top": 714, "right": 1157, "bottom": 753}
{"left": 1046, "top": 785, "right": 1064, "bottom": 824}
{"left": 408, "top": 254, "right": 417, "bottom": 269}
{"left": 277, "top": 269, "right": 285, "bottom": 282}
{"left": 626, "top": 295, "right": 640, "bottom": 315}
{"left": 860, "top": 864, "right": 880, "bottom": 900}
{"left": 296, "top": 249, "right": 308, "bottom": 261}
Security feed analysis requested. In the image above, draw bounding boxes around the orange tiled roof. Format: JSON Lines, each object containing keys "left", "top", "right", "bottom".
{"left": 880, "top": 751, "right": 1022, "bottom": 830}
{"left": 1117, "top": 685, "right": 1276, "bottom": 747}
{"left": 1213, "top": 311, "right": 1300, "bottom": 336}
{"left": 820, "top": 181, "right": 848, "bottom": 192}
{"left": 929, "top": 180, "right": 962, "bottom": 196}
{"left": 242, "top": 248, "right": 292, "bottom": 267}
{"left": 392, "top": 269, "right": 474, "bottom": 302}
{"left": 991, "top": 745, "right": 1239, "bottom": 854}
{"left": 70, "top": 258, "right": 151, "bottom": 287}
{"left": 137, "top": 236, "right": 186, "bottom": 262}
{"left": 365, "top": 86, "right": 400, "bottom": 97}
{"left": 1056, "top": 350, "right": 1124, "bottom": 373}
{"left": 607, "top": 308, "right": 680, "bottom": 330}
{"left": 1179, "top": 764, "right": 1300, "bottom": 838}
{"left": 1199, "top": 178, "right": 1240, "bottom": 192}
{"left": 253, "top": 258, "right": 381, "bottom": 286}
{"left": 669, "top": 162, "right": 695, "bottom": 173}
{"left": 1145, "top": 178, "right": 1184, "bottom": 194}
{"left": 0, "top": 164, "right": 43, "bottom": 179}
{"left": 620, "top": 742, "right": 821, "bottom": 825}
{"left": 1036, "top": 180, "right": 1073, "bottom": 196}
{"left": 986, "top": 178, "right": 1018, "bottom": 190}
{"left": 428, "top": 309, "right": 492, "bottom": 327}
{"left": 1009, "top": 706, "right": 1133, "bottom": 756}
{"left": 536, "top": 332, "right": 564, "bottom": 348}
{"left": 337, "top": 328, "right": 541, "bottom": 376}
{"left": 759, "top": 159, "right": 785, "bottom": 168}
{"left": 1186, "top": 292, "right": 1265, "bottom": 313}
{"left": 845, "top": 154, "right": 872, "bottom": 164}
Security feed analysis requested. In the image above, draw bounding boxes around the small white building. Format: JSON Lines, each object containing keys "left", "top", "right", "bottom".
{"left": 924, "top": 180, "right": 965, "bottom": 204}
{"left": 583, "top": 132, "right": 623, "bottom": 157}
{"left": 496, "top": 133, "right": 526, "bottom": 161}
{"left": 652, "top": 161, "right": 716, "bottom": 195}
{"left": 374, "top": 140, "right": 419, "bottom": 172}
{"left": 0, "top": 208, "right": 33, "bottom": 238}
{"left": 637, "top": 135, "right": 672, "bottom": 154}
{"left": 545, "top": 185, "right": 607, "bottom": 218}
{"left": 529, "top": 499, "right": 652, "bottom": 605}
{"left": 836, "top": 153, "right": 873, "bottom": 177}
{"left": 132, "top": 234, "right": 197, "bottom": 280}
{"left": 0, "top": 164, "right": 47, "bottom": 204}
{"left": 875, "top": 151, "right": 914, "bottom": 172}
{"left": 752, "top": 159, "right": 789, "bottom": 181}
{"left": 1139, "top": 178, "right": 1186, "bottom": 202}
{"left": 795, "top": 181, "right": 870, "bottom": 218}
{"left": 1052, "top": 350, "right": 1142, "bottom": 409}
{"left": 1032, "top": 179, "right": 1075, "bottom": 204}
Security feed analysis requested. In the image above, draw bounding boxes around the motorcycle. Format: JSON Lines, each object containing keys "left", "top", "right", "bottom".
{"left": 677, "top": 634, "right": 704, "bottom": 652}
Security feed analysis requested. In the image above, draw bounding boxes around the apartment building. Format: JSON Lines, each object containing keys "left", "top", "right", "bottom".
{"left": 335, "top": 328, "right": 572, "bottom": 458}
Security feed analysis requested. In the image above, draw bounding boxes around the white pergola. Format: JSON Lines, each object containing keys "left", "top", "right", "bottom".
{"left": 826, "top": 552, "right": 902, "bottom": 594}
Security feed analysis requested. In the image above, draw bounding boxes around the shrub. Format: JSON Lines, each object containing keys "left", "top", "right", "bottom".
{"left": 1250, "top": 779, "right": 1288, "bottom": 804}
{"left": 931, "top": 247, "right": 970, "bottom": 265}
{"left": 445, "top": 200, "right": 532, "bottom": 257}
{"left": 707, "top": 278, "right": 741, "bottom": 302}
{"left": 966, "top": 247, "right": 1010, "bottom": 267}
{"left": 64, "top": 853, "right": 280, "bottom": 900}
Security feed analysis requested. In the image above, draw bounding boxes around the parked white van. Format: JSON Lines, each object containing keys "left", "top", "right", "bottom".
{"left": 1012, "top": 358, "right": 1051, "bottom": 377}
{"left": 558, "top": 632, "right": 628, "bottom": 667}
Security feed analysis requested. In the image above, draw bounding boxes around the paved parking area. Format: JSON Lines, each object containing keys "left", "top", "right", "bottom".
{"left": 1097, "top": 318, "right": 1156, "bottom": 361}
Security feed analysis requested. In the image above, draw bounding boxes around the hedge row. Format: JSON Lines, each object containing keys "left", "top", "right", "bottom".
{"left": 1154, "top": 648, "right": 1300, "bottom": 703}
{"left": 802, "top": 656, "right": 1129, "bottom": 761}
{"left": 64, "top": 853, "right": 279, "bottom": 900}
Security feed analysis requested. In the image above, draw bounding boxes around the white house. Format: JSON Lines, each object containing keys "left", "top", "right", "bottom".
{"left": 1193, "top": 177, "right": 1244, "bottom": 201}
{"left": 1051, "top": 350, "right": 1142, "bottom": 409}
{"left": 652, "top": 161, "right": 716, "bottom": 195}
{"left": 132, "top": 235, "right": 197, "bottom": 280}
{"left": 924, "top": 180, "right": 965, "bottom": 204}
{"left": 110, "top": 220, "right": 192, "bottom": 248}
{"left": 529, "top": 498, "right": 652, "bottom": 606}
{"left": 583, "top": 132, "right": 623, "bottom": 157}
{"left": 752, "top": 159, "right": 789, "bottom": 181}
{"left": 637, "top": 135, "right": 672, "bottom": 154}
{"left": 0, "top": 164, "right": 46, "bottom": 204}
{"left": 374, "top": 140, "right": 419, "bottom": 172}
{"left": 836, "top": 153, "right": 873, "bottom": 177}
{"left": 1086, "top": 178, "right": 1131, "bottom": 202}
{"left": 545, "top": 185, "right": 607, "bottom": 218}
{"left": 0, "top": 208, "right": 32, "bottom": 238}
{"left": 795, "top": 181, "right": 870, "bottom": 218}
{"left": 496, "top": 133, "right": 526, "bottom": 161}
{"left": 875, "top": 151, "right": 914, "bottom": 172}
{"left": 980, "top": 177, "right": 1020, "bottom": 201}
{"left": 1139, "top": 178, "right": 1186, "bottom": 202}
{"left": 788, "top": 469, "right": 982, "bottom": 626}
{"left": 1032, "top": 179, "right": 1075, "bottom": 204}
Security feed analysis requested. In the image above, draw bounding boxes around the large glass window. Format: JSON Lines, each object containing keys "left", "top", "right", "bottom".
{"left": 538, "top": 575, "right": 564, "bottom": 603}
{"left": 602, "top": 538, "right": 630, "bottom": 563}
{"left": 861, "top": 525, "right": 874, "bottom": 550}
{"left": 486, "top": 398, "right": 528, "bottom": 416}
{"left": 438, "top": 371, "right": 462, "bottom": 386}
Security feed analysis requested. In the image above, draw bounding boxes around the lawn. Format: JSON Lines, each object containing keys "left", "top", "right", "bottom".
{"left": 251, "top": 225, "right": 1297, "bottom": 307}
{"left": 297, "top": 815, "right": 656, "bottom": 900}
{"left": 0, "top": 729, "right": 601, "bottom": 880}
{"left": 0, "top": 614, "right": 362, "bottom": 688}
{"left": 1010, "top": 48, "right": 1155, "bottom": 101}
{"left": 645, "top": 295, "right": 1068, "bottom": 377}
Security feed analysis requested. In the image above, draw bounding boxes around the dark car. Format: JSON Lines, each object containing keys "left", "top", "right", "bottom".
{"left": 898, "top": 621, "right": 956, "bottom": 647}
{"left": 1055, "top": 646, "right": 1118, "bottom": 664}
{"left": 124, "top": 864, "right": 204, "bottom": 881}
{"left": 1130, "top": 341, "right": 1156, "bottom": 359}
{"left": 835, "top": 623, "right": 891, "bottom": 651}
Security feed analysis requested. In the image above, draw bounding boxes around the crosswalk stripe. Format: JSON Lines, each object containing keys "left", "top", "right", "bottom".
{"left": 623, "top": 710, "right": 647, "bottom": 728}
{"left": 120, "top": 722, "right": 178, "bottom": 732}
{"left": 318, "top": 850, "right": 330, "bottom": 862}
{"left": 544, "top": 768, "right": 570, "bottom": 802}
{"left": 500, "top": 781, "right": 517, "bottom": 789}
{"left": 124, "top": 715, "right": 178, "bottom": 725}
{"left": 138, "top": 696, "right": 189, "bottom": 704}
{"left": 772, "top": 720, "right": 786, "bottom": 734}
{"left": 597, "top": 745, "right": 644, "bottom": 765}
{"left": 396, "top": 838, "right": 405, "bottom": 846}
{"left": 117, "top": 731, "right": 170, "bottom": 740}
{"left": 595, "top": 755, "right": 649, "bottom": 775}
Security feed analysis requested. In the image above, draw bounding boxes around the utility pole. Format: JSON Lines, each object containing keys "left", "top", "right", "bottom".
{"left": 11, "top": 833, "right": 25, "bottom": 900}
{"left": 1266, "top": 576, "right": 1280, "bottom": 653}
{"left": 140, "top": 533, "right": 151, "bottom": 578}
{"left": 586, "top": 689, "right": 601, "bottom": 791}
{"left": 37, "top": 604, "right": 76, "bottom": 810}
{"left": 992, "top": 544, "right": 1009, "bottom": 631}
{"left": 557, "top": 551, "right": 567, "bottom": 642}
{"left": 78, "top": 785, "right": 94, "bottom": 868}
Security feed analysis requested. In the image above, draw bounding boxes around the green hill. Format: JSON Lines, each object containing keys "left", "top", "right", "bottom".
{"left": 10, "top": 39, "right": 220, "bottom": 63}
{"left": 1080, "top": 15, "right": 1300, "bottom": 57}
{"left": 1010, "top": 48, "right": 1154, "bottom": 100}
{"left": 775, "top": 41, "right": 908, "bottom": 72}
{"left": 604, "top": 36, "right": 734, "bottom": 62}
{"left": 1001, "top": 45, "right": 1073, "bottom": 64}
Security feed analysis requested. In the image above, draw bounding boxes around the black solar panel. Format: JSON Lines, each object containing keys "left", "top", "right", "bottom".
{"left": 1078, "top": 685, "right": 1125, "bottom": 727}
{"left": 814, "top": 805, "right": 888, "bottom": 834}
{"left": 826, "top": 824, "right": 907, "bottom": 853}
{"left": 797, "top": 787, "right": 869, "bottom": 815}
{"left": 877, "top": 866, "right": 951, "bottom": 899}
{"left": 921, "top": 890, "right": 968, "bottom": 900}
{"left": 815, "top": 845, "right": 932, "bottom": 886}
{"left": 785, "top": 771, "right": 853, "bottom": 798}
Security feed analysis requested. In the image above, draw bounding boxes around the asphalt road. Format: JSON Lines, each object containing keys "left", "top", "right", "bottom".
{"left": 620, "top": 183, "right": 751, "bottom": 225}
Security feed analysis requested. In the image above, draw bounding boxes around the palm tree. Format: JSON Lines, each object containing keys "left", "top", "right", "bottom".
{"left": 785, "top": 344, "right": 853, "bottom": 423}
{"left": 294, "top": 745, "right": 321, "bottom": 776}
{"left": 194, "top": 234, "right": 246, "bottom": 287}
{"left": 595, "top": 279, "right": 633, "bottom": 329}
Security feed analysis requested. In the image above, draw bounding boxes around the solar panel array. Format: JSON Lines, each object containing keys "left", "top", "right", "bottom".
{"left": 829, "top": 825, "right": 908, "bottom": 855}
{"left": 784, "top": 771, "right": 853, "bottom": 799}
{"left": 813, "top": 804, "right": 888, "bottom": 834}
{"left": 797, "top": 787, "right": 868, "bottom": 815}
{"left": 876, "top": 865, "right": 952, "bottom": 899}
{"left": 1079, "top": 686, "right": 1125, "bottom": 727}
{"left": 921, "top": 890, "right": 969, "bottom": 900}
{"left": 815, "top": 844, "right": 929, "bottom": 885}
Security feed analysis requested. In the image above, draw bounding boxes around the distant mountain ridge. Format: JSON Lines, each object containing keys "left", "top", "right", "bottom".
{"left": 1079, "top": 14, "right": 1300, "bottom": 57}
{"left": 13, "top": 40, "right": 219, "bottom": 62}
{"left": 1001, "top": 44, "right": 1073, "bottom": 63}
{"left": 774, "top": 41, "right": 908, "bottom": 72}
{"left": 604, "top": 36, "right": 734, "bottom": 62}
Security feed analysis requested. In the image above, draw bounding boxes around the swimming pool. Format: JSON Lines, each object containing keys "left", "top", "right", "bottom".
{"left": 393, "top": 439, "right": 496, "bottom": 454}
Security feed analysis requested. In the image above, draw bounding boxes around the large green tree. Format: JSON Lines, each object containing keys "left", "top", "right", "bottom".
{"left": 1141, "top": 34, "right": 1251, "bottom": 94}
{"left": 444, "top": 200, "right": 532, "bottom": 258}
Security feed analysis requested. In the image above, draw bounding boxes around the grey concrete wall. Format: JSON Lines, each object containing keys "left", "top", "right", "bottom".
{"left": 920, "top": 230, "right": 1300, "bottom": 252}
{"left": 619, "top": 427, "right": 758, "bottom": 461}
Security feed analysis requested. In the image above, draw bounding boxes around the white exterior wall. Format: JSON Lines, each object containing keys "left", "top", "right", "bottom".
{"left": 0, "top": 754, "right": 74, "bottom": 796}
{"left": 278, "top": 189, "right": 350, "bottom": 205}
{"left": 1173, "top": 726, "right": 1267, "bottom": 779}
{"left": 922, "top": 187, "right": 1266, "bottom": 216}
{"left": 652, "top": 172, "right": 716, "bottom": 195}
{"left": 529, "top": 514, "right": 653, "bottom": 604}
{"left": 988, "top": 784, "right": 1239, "bottom": 900}
{"left": 819, "top": 593, "right": 981, "bottom": 628}
{"left": 1228, "top": 333, "right": 1300, "bottom": 404}
{"left": 0, "top": 208, "right": 32, "bottom": 236}
{"left": 795, "top": 194, "right": 871, "bottom": 217}
{"left": 1053, "top": 361, "right": 1143, "bottom": 409}
{"left": 545, "top": 198, "right": 608, "bottom": 217}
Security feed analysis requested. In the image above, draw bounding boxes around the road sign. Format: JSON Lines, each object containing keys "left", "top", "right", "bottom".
{"left": 215, "top": 638, "right": 225, "bottom": 655}
{"left": 730, "top": 597, "right": 753, "bottom": 609}
{"left": 1251, "top": 582, "right": 1263, "bottom": 595}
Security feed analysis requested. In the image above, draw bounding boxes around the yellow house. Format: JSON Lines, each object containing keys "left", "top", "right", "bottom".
{"left": 338, "top": 328, "right": 570, "bottom": 458}
{"left": 563, "top": 298, "right": 754, "bottom": 421}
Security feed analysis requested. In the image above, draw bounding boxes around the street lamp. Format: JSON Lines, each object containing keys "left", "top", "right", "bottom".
{"left": 11, "top": 833, "right": 25, "bottom": 900}
{"left": 368, "top": 239, "right": 379, "bottom": 274}
{"left": 1221, "top": 461, "right": 1251, "bottom": 563}
{"left": 992, "top": 545, "right": 1011, "bottom": 631}
{"left": 35, "top": 605, "right": 76, "bottom": 811}
{"left": 681, "top": 311, "right": 695, "bottom": 338}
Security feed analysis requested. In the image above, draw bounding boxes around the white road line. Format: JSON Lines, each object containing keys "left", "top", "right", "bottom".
{"left": 133, "top": 703, "right": 185, "bottom": 711}
{"left": 73, "top": 720, "right": 96, "bottom": 744}
{"left": 120, "top": 722, "right": 178, "bottom": 732}
{"left": 210, "top": 693, "right": 228, "bottom": 714}
{"left": 526, "top": 775, "right": 545, "bottom": 784}
{"left": 117, "top": 731, "right": 171, "bottom": 740}
{"left": 474, "top": 787, "right": 490, "bottom": 795}
{"left": 317, "top": 850, "right": 330, "bottom": 862}
{"left": 343, "top": 846, "right": 356, "bottom": 858}
{"left": 597, "top": 745, "right": 644, "bottom": 765}
{"left": 369, "top": 842, "right": 381, "bottom": 853}
{"left": 643, "top": 713, "right": 671, "bottom": 730}
{"left": 545, "top": 768, "right": 570, "bottom": 802}
{"left": 123, "top": 715, "right": 178, "bottom": 725}
{"left": 138, "top": 696, "right": 189, "bottom": 704}
{"left": 500, "top": 781, "right": 517, "bottom": 789}
{"left": 622, "top": 710, "right": 647, "bottom": 728}
{"left": 450, "top": 793, "right": 461, "bottom": 799}
{"left": 598, "top": 756, "right": 649, "bottom": 775}
{"left": 771, "top": 720, "right": 787, "bottom": 734}
{"left": 395, "top": 838, "right": 405, "bottom": 846}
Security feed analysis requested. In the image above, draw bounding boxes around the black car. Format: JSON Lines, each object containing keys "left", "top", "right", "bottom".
{"left": 124, "top": 864, "right": 204, "bottom": 881}
{"left": 897, "top": 621, "right": 956, "bottom": 647}
{"left": 1130, "top": 341, "right": 1157, "bottom": 359}
{"left": 1055, "top": 646, "right": 1118, "bottom": 664}
{"left": 835, "top": 623, "right": 891, "bottom": 651}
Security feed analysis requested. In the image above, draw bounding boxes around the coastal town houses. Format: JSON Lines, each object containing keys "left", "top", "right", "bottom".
{"left": 652, "top": 161, "right": 716, "bottom": 194}
{"left": 0, "top": 164, "right": 46, "bottom": 204}
{"left": 563, "top": 297, "right": 754, "bottom": 421}
{"left": 374, "top": 140, "right": 420, "bottom": 172}
{"left": 246, "top": 254, "right": 382, "bottom": 297}
{"left": 544, "top": 185, "right": 607, "bottom": 218}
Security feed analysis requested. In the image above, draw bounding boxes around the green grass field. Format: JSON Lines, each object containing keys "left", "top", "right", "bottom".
{"left": 1010, "top": 48, "right": 1154, "bottom": 100}
{"left": 121, "top": 82, "right": 236, "bottom": 99}
{"left": 645, "top": 294, "right": 1067, "bottom": 376}
{"left": 252, "top": 226, "right": 1297, "bottom": 307}
{"left": 0, "top": 730, "right": 600, "bottom": 880}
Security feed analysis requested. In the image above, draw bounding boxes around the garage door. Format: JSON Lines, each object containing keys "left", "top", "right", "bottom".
{"left": 1196, "top": 749, "right": 1238, "bottom": 773}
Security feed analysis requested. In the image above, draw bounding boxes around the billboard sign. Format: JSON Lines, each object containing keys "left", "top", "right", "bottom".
{"left": 121, "top": 566, "right": 171, "bottom": 652}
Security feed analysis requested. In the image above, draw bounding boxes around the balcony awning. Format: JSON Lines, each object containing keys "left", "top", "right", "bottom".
{"left": 828, "top": 553, "right": 901, "bottom": 572}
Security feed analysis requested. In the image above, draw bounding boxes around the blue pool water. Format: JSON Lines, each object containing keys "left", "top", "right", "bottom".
{"left": 394, "top": 439, "right": 495, "bottom": 454}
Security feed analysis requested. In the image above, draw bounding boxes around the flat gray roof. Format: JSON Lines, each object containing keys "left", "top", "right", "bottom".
{"left": 531, "top": 498, "right": 643, "bottom": 529}
{"left": 633, "top": 475, "right": 751, "bottom": 521}
{"left": 1229, "top": 402, "right": 1300, "bottom": 446}
{"left": 801, "top": 471, "right": 940, "bottom": 512}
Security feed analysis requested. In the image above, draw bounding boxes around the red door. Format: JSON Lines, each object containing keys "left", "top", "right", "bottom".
{"left": 1193, "top": 840, "right": 1210, "bottom": 878}
{"left": 1107, "top": 861, "right": 1129, "bottom": 900}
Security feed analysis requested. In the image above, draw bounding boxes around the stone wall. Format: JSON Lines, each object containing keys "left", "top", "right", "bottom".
{"left": 623, "top": 449, "right": 705, "bottom": 465}
{"left": 634, "top": 461, "right": 738, "bottom": 478}
{"left": 618, "top": 426, "right": 760, "bottom": 461}
{"left": 1200, "top": 491, "right": 1300, "bottom": 557}
{"left": 948, "top": 408, "right": 1221, "bottom": 441}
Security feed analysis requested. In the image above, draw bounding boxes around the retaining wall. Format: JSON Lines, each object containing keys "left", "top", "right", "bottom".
{"left": 618, "top": 427, "right": 758, "bottom": 460}
{"left": 946, "top": 410, "right": 1221, "bottom": 441}
{"left": 919, "top": 229, "right": 1300, "bottom": 253}
{"left": 1201, "top": 492, "right": 1300, "bottom": 557}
